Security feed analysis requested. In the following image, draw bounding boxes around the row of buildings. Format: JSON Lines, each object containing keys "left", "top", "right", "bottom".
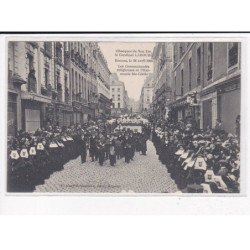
{"left": 109, "top": 73, "right": 130, "bottom": 116}
{"left": 7, "top": 41, "right": 129, "bottom": 135}
{"left": 140, "top": 42, "right": 241, "bottom": 134}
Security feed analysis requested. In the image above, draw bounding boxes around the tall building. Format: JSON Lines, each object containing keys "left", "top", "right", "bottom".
{"left": 110, "top": 73, "right": 129, "bottom": 117}
{"left": 69, "top": 42, "right": 99, "bottom": 123}
{"left": 151, "top": 43, "right": 174, "bottom": 119}
{"left": 170, "top": 42, "right": 241, "bottom": 133}
{"left": 139, "top": 73, "right": 154, "bottom": 114}
{"left": 96, "top": 47, "right": 112, "bottom": 119}
{"left": 8, "top": 41, "right": 70, "bottom": 135}
{"left": 7, "top": 41, "right": 113, "bottom": 136}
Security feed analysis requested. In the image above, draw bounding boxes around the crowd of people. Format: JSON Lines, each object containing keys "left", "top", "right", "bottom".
{"left": 152, "top": 118, "right": 240, "bottom": 193}
{"left": 7, "top": 112, "right": 241, "bottom": 194}
{"left": 7, "top": 118, "right": 150, "bottom": 192}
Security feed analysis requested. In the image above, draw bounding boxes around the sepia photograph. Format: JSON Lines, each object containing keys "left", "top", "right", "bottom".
{"left": 6, "top": 38, "right": 241, "bottom": 194}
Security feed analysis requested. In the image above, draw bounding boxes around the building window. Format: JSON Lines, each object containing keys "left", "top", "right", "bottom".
{"left": 207, "top": 43, "right": 213, "bottom": 80}
{"left": 83, "top": 47, "right": 86, "bottom": 60}
{"left": 55, "top": 42, "right": 62, "bottom": 62}
{"left": 75, "top": 71, "right": 78, "bottom": 97}
{"left": 117, "top": 88, "right": 120, "bottom": 92}
{"left": 181, "top": 69, "right": 184, "bottom": 96}
{"left": 228, "top": 42, "right": 239, "bottom": 68}
{"left": 174, "top": 75, "right": 177, "bottom": 98}
{"left": 117, "top": 102, "right": 120, "bottom": 108}
{"left": 27, "top": 53, "right": 34, "bottom": 72}
{"left": 112, "top": 88, "right": 114, "bottom": 92}
{"left": 118, "top": 94, "right": 120, "bottom": 101}
{"left": 112, "top": 95, "right": 115, "bottom": 100}
{"left": 197, "top": 47, "right": 201, "bottom": 85}
{"left": 79, "top": 74, "right": 81, "bottom": 95}
{"left": 174, "top": 44, "right": 177, "bottom": 67}
{"left": 179, "top": 44, "right": 184, "bottom": 58}
{"left": 188, "top": 58, "right": 192, "bottom": 91}
{"left": 44, "top": 42, "right": 52, "bottom": 56}
{"left": 82, "top": 76, "right": 84, "bottom": 100}
{"left": 56, "top": 71, "right": 61, "bottom": 90}
{"left": 44, "top": 67, "right": 49, "bottom": 88}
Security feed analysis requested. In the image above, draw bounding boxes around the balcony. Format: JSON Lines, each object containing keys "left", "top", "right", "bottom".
{"left": 72, "top": 99, "right": 82, "bottom": 111}
{"left": 78, "top": 57, "right": 87, "bottom": 72}
{"left": 98, "top": 73, "right": 104, "bottom": 82}
{"left": 9, "top": 70, "right": 26, "bottom": 89}
{"left": 89, "top": 68, "right": 96, "bottom": 78}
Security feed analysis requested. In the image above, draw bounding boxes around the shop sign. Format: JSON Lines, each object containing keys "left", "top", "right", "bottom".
{"left": 218, "top": 83, "right": 239, "bottom": 94}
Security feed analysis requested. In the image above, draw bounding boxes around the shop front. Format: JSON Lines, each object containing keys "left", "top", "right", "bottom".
{"left": 200, "top": 88, "right": 217, "bottom": 130}
{"left": 56, "top": 103, "right": 73, "bottom": 127}
{"left": 216, "top": 75, "right": 240, "bottom": 134}
{"left": 98, "top": 94, "right": 112, "bottom": 120}
{"left": 72, "top": 100, "right": 83, "bottom": 124}
{"left": 82, "top": 105, "right": 93, "bottom": 123}
{"left": 169, "top": 91, "right": 200, "bottom": 128}
{"left": 21, "top": 92, "right": 51, "bottom": 132}
{"left": 21, "top": 99, "right": 42, "bottom": 133}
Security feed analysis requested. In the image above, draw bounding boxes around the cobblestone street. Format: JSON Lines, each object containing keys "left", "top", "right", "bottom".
{"left": 35, "top": 141, "right": 179, "bottom": 193}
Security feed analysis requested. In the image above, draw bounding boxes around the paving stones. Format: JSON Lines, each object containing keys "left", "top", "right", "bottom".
{"left": 35, "top": 141, "right": 179, "bottom": 193}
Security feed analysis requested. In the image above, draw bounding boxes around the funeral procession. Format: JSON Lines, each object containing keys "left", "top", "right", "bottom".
{"left": 7, "top": 41, "right": 241, "bottom": 194}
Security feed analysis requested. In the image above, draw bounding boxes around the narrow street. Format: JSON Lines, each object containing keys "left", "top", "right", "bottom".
{"left": 35, "top": 141, "right": 179, "bottom": 193}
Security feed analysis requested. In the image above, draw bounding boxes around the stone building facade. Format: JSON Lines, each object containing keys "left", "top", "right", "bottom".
{"left": 110, "top": 73, "right": 129, "bottom": 117}
{"left": 7, "top": 41, "right": 113, "bottom": 135}
{"left": 8, "top": 41, "right": 70, "bottom": 134}
{"left": 96, "top": 47, "right": 112, "bottom": 119}
{"left": 139, "top": 73, "right": 154, "bottom": 114}
{"left": 151, "top": 43, "right": 174, "bottom": 120}
{"left": 170, "top": 42, "right": 241, "bottom": 133}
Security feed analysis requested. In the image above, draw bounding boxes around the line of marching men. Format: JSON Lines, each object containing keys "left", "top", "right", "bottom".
{"left": 7, "top": 122, "right": 149, "bottom": 192}
{"left": 152, "top": 122, "right": 240, "bottom": 193}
